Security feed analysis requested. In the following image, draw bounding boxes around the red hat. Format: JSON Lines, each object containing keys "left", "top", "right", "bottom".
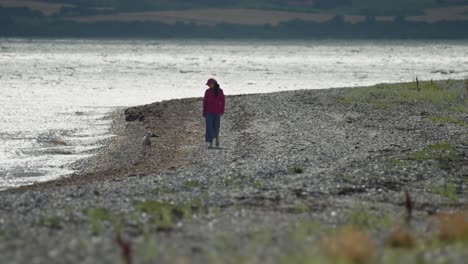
{"left": 206, "top": 78, "right": 217, "bottom": 85}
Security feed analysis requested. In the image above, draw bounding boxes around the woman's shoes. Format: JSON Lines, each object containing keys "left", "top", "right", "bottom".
{"left": 207, "top": 138, "right": 220, "bottom": 149}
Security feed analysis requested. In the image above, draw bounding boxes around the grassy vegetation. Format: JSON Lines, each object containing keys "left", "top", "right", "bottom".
{"left": 338, "top": 80, "right": 465, "bottom": 110}
{"left": 140, "top": 207, "right": 466, "bottom": 264}
{"left": 141, "top": 229, "right": 159, "bottom": 263}
{"left": 153, "top": 184, "right": 170, "bottom": 195}
{"left": 32, "top": 204, "right": 468, "bottom": 264}
{"left": 433, "top": 183, "right": 458, "bottom": 203}
{"left": 337, "top": 173, "right": 355, "bottom": 183}
{"left": 182, "top": 179, "right": 201, "bottom": 191}
{"left": 279, "top": 250, "right": 330, "bottom": 264}
{"left": 222, "top": 175, "right": 248, "bottom": 187}
{"left": 77, "top": 198, "right": 210, "bottom": 238}
{"left": 287, "top": 221, "right": 322, "bottom": 242}
{"left": 428, "top": 116, "right": 468, "bottom": 127}
{"left": 135, "top": 200, "right": 193, "bottom": 229}
{"left": 449, "top": 104, "right": 468, "bottom": 113}
{"left": 435, "top": 211, "right": 468, "bottom": 242}
{"left": 292, "top": 165, "right": 304, "bottom": 174}
{"left": 409, "top": 142, "right": 457, "bottom": 160}
{"left": 347, "top": 208, "right": 397, "bottom": 229}
{"left": 385, "top": 227, "right": 417, "bottom": 249}
{"left": 322, "top": 226, "right": 374, "bottom": 264}
{"left": 281, "top": 212, "right": 467, "bottom": 264}
{"left": 292, "top": 201, "right": 313, "bottom": 213}
{"left": 409, "top": 142, "right": 461, "bottom": 169}
{"left": 63, "top": 196, "right": 466, "bottom": 263}
{"left": 40, "top": 215, "right": 63, "bottom": 230}
{"left": 252, "top": 180, "right": 264, "bottom": 189}
{"left": 84, "top": 208, "right": 117, "bottom": 235}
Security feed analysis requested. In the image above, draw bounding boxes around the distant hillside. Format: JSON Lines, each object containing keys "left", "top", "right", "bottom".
{"left": 2, "top": 0, "right": 468, "bottom": 17}
{"left": 1, "top": 0, "right": 468, "bottom": 39}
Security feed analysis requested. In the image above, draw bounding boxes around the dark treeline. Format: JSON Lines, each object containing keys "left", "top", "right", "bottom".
{"left": 1, "top": 7, "right": 467, "bottom": 39}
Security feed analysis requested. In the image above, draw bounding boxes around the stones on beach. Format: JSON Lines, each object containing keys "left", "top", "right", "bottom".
{"left": 0, "top": 81, "right": 467, "bottom": 263}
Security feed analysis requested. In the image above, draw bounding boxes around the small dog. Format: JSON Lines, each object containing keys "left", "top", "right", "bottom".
{"left": 142, "top": 127, "right": 157, "bottom": 156}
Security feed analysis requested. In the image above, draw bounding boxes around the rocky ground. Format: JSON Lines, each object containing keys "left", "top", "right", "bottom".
{"left": 1, "top": 80, "right": 467, "bottom": 264}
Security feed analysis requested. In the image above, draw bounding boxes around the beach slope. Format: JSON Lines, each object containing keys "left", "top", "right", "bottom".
{"left": 1, "top": 80, "right": 467, "bottom": 263}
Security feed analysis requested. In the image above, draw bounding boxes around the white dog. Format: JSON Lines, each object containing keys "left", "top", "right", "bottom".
{"left": 142, "top": 128, "right": 156, "bottom": 156}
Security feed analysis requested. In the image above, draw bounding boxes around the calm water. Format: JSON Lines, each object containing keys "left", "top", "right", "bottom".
{"left": 1, "top": 39, "right": 467, "bottom": 189}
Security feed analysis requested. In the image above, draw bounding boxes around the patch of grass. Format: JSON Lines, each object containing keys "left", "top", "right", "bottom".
{"left": 223, "top": 176, "right": 236, "bottom": 186}
{"left": 141, "top": 229, "right": 159, "bottom": 262}
{"left": 182, "top": 179, "right": 201, "bottom": 191}
{"left": 434, "top": 211, "right": 468, "bottom": 242}
{"left": 409, "top": 142, "right": 461, "bottom": 167}
{"left": 84, "top": 208, "right": 119, "bottom": 235}
{"left": 278, "top": 250, "right": 329, "bottom": 264}
{"left": 385, "top": 227, "right": 417, "bottom": 249}
{"left": 449, "top": 104, "right": 468, "bottom": 113}
{"left": 338, "top": 174, "right": 355, "bottom": 183}
{"left": 41, "top": 215, "right": 62, "bottom": 230}
{"left": 189, "top": 196, "right": 211, "bottom": 215}
{"left": 292, "top": 201, "right": 312, "bottom": 214}
{"left": 246, "top": 227, "right": 275, "bottom": 252}
{"left": 154, "top": 184, "right": 170, "bottom": 195}
{"left": 213, "top": 224, "right": 323, "bottom": 264}
{"left": 211, "top": 232, "right": 259, "bottom": 264}
{"left": 213, "top": 233, "right": 237, "bottom": 252}
{"left": 389, "top": 159, "right": 409, "bottom": 166}
{"left": 292, "top": 165, "right": 304, "bottom": 174}
{"left": 85, "top": 208, "right": 114, "bottom": 221}
{"left": 287, "top": 221, "right": 322, "bottom": 242}
{"left": 432, "top": 183, "right": 458, "bottom": 203}
{"left": 338, "top": 81, "right": 464, "bottom": 110}
{"left": 380, "top": 249, "right": 405, "bottom": 264}
{"left": 347, "top": 208, "right": 397, "bottom": 229}
{"left": 429, "top": 116, "right": 468, "bottom": 127}
{"left": 135, "top": 200, "right": 192, "bottom": 229}
{"left": 219, "top": 175, "right": 249, "bottom": 188}
{"left": 322, "top": 226, "right": 374, "bottom": 264}
{"left": 252, "top": 180, "right": 264, "bottom": 189}
{"left": 429, "top": 142, "right": 456, "bottom": 151}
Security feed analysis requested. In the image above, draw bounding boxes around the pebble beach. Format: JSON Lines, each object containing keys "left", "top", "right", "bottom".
{"left": 1, "top": 80, "right": 467, "bottom": 264}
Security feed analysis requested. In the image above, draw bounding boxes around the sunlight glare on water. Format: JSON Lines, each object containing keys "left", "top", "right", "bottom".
{"left": 1, "top": 38, "right": 467, "bottom": 189}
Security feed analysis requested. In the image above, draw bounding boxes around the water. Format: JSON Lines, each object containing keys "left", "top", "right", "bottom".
{"left": 1, "top": 38, "right": 467, "bottom": 190}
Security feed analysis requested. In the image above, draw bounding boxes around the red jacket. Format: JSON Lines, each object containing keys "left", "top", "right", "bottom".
{"left": 203, "top": 88, "right": 225, "bottom": 116}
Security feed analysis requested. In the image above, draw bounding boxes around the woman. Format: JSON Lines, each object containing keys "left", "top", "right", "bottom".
{"left": 203, "top": 78, "right": 225, "bottom": 148}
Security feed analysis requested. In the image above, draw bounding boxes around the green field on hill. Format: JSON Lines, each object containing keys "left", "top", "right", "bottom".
{"left": 3, "top": 0, "right": 465, "bottom": 16}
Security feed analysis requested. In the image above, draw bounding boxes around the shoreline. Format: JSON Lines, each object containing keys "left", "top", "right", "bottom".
{"left": 6, "top": 78, "right": 468, "bottom": 193}
{"left": 7, "top": 97, "right": 205, "bottom": 192}
{"left": 1, "top": 80, "right": 467, "bottom": 263}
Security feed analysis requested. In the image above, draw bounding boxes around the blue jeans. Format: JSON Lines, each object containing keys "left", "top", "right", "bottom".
{"left": 205, "top": 113, "right": 221, "bottom": 143}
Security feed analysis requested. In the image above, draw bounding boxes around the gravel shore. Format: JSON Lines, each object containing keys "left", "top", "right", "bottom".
{"left": 1, "top": 80, "right": 467, "bottom": 264}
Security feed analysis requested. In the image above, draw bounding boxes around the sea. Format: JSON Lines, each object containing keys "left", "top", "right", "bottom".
{"left": 1, "top": 38, "right": 467, "bottom": 190}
